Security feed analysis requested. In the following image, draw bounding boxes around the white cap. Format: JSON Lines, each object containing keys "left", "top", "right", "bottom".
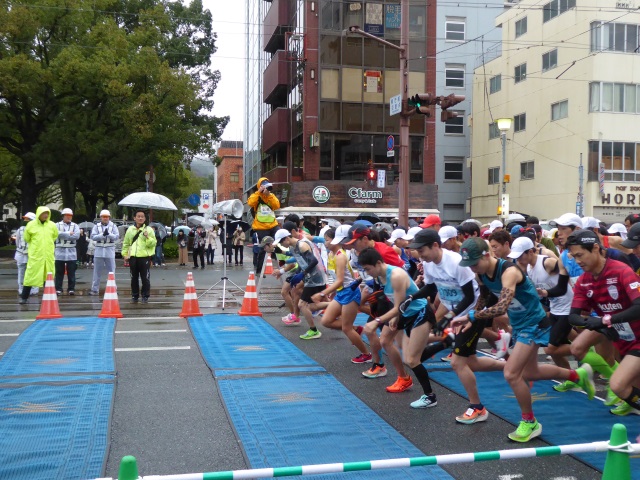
{"left": 22, "top": 212, "right": 36, "bottom": 220}
{"left": 581, "top": 216, "right": 601, "bottom": 229}
{"left": 505, "top": 213, "right": 526, "bottom": 224}
{"left": 608, "top": 223, "right": 628, "bottom": 240}
{"left": 487, "top": 219, "right": 503, "bottom": 233}
{"left": 548, "top": 228, "right": 559, "bottom": 239}
{"left": 438, "top": 225, "right": 458, "bottom": 243}
{"left": 276, "top": 216, "right": 285, "bottom": 222}
{"left": 99, "top": 209, "right": 111, "bottom": 217}
{"left": 61, "top": 208, "right": 73, "bottom": 216}
{"left": 389, "top": 229, "right": 406, "bottom": 244}
{"left": 507, "top": 237, "right": 535, "bottom": 259}
{"left": 461, "top": 218, "right": 482, "bottom": 227}
{"left": 331, "top": 224, "right": 351, "bottom": 245}
{"left": 549, "top": 213, "right": 582, "bottom": 228}
{"left": 402, "top": 226, "right": 423, "bottom": 241}
{"left": 319, "top": 225, "right": 331, "bottom": 237}
{"left": 274, "top": 228, "right": 291, "bottom": 244}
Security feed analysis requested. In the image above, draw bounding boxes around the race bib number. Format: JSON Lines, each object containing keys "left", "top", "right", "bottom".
{"left": 613, "top": 322, "right": 636, "bottom": 342}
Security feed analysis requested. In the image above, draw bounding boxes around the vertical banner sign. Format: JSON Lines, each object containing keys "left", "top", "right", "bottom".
{"left": 364, "top": 3, "right": 384, "bottom": 37}
{"left": 385, "top": 4, "right": 401, "bottom": 30}
{"left": 599, "top": 163, "right": 605, "bottom": 195}
{"left": 199, "top": 189, "right": 213, "bottom": 213}
{"left": 364, "top": 70, "right": 382, "bottom": 93}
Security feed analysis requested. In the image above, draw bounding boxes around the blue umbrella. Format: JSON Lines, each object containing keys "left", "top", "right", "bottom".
{"left": 172, "top": 226, "right": 191, "bottom": 237}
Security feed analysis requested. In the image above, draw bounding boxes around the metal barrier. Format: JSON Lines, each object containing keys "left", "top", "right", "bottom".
{"left": 109, "top": 424, "right": 637, "bottom": 480}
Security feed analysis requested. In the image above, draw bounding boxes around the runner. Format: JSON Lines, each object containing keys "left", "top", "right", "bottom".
{"left": 360, "top": 247, "right": 439, "bottom": 408}
{"left": 450, "top": 238, "right": 596, "bottom": 442}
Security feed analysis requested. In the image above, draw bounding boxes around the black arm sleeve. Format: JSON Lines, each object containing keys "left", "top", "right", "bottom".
{"left": 411, "top": 283, "right": 434, "bottom": 301}
{"left": 452, "top": 281, "right": 476, "bottom": 316}
{"left": 300, "top": 249, "right": 318, "bottom": 275}
{"left": 544, "top": 273, "right": 569, "bottom": 298}
{"left": 611, "top": 298, "right": 640, "bottom": 324}
{"left": 568, "top": 307, "right": 587, "bottom": 327}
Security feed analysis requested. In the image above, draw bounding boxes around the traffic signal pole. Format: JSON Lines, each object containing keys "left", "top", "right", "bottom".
{"left": 398, "top": 0, "right": 410, "bottom": 228}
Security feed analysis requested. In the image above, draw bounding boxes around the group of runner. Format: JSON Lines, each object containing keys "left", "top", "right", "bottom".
{"left": 266, "top": 212, "right": 640, "bottom": 443}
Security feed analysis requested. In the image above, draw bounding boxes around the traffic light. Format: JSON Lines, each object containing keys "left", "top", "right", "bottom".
{"left": 441, "top": 110, "right": 459, "bottom": 122}
{"left": 367, "top": 167, "right": 377, "bottom": 186}
{"left": 439, "top": 94, "right": 465, "bottom": 110}
{"left": 408, "top": 93, "right": 434, "bottom": 116}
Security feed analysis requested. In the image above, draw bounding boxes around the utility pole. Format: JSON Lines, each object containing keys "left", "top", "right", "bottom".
{"left": 577, "top": 153, "right": 584, "bottom": 217}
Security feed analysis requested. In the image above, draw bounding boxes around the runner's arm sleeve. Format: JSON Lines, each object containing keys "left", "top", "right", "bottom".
{"left": 300, "top": 248, "right": 318, "bottom": 275}
{"left": 451, "top": 281, "right": 476, "bottom": 316}
{"left": 543, "top": 273, "right": 569, "bottom": 298}
{"left": 610, "top": 298, "right": 640, "bottom": 324}
{"left": 410, "top": 283, "right": 433, "bottom": 301}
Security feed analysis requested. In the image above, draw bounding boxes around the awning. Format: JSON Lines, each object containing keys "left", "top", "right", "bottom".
{"left": 276, "top": 206, "right": 439, "bottom": 219}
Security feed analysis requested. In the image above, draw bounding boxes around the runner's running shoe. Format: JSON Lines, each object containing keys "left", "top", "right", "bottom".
{"left": 354, "top": 325, "right": 364, "bottom": 335}
{"left": 362, "top": 365, "right": 387, "bottom": 378}
{"left": 386, "top": 376, "right": 413, "bottom": 393}
{"left": 508, "top": 420, "right": 542, "bottom": 443}
{"left": 299, "top": 329, "right": 322, "bottom": 340}
{"left": 440, "top": 352, "right": 453, "bottom": 363}
{"left": 553, "top": 380, "right": 580, "bottom": 392}
{"left": 351, "top": 353, "right": 372, "bottom": 364}
{"left": 495, "top": 330, "right": 511, "bottom": 359}
{"left": 604, "top": 386, "right": 622, "bottom": 407}
{"left": 575, "top": 364, "right": 596, "bottom": 400}
{"left": 610, "top": 402, "right": 640, "bottom": 416}
{"left": 456, "top": 406, "right": 489, "bottom": 425}
{"left": 410, "top": 394, "right": 437, "bottom": 409}
{"left": 282, "top": 314, "right": 301, "bottom": 326}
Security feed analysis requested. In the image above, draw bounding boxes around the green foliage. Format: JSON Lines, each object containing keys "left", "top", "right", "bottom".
{"left": 162, "top": 236, "right": 178, "bottom": 259}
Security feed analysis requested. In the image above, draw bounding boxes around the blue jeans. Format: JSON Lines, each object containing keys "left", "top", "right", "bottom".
{"left": 154, "top": 245, "right": 164, "bottom": 265}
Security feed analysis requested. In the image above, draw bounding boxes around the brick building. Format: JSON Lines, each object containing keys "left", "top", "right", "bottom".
{"left": 216, "top": 141, "right": 244, "bottom": 202}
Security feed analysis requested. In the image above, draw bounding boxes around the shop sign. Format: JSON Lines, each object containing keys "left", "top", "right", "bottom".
{"left": 600, "top": 184, "right": 640, "bottom": 207}
{"left": 348, "top": 187, "right": 382, "bottom": 204}
{"left": 312, "top": 185, "right": 330, "bottom": 204}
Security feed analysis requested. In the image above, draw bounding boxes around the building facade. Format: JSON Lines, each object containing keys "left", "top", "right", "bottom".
{"left": 246, "top": 0, "right": 443, "bottom": 220}
{"left": 470, "top": 0, "right": 640, "bottom": 223}
{"left": 216, "top": 141, "right": 244, "bottom": 202}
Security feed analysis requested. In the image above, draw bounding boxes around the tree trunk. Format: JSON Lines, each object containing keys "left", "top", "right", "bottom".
{"left": 20, "top": 163, "right": 38, "bottom": 213}
{"left": 59, "top": 178, "right": 76, "bottom": 211}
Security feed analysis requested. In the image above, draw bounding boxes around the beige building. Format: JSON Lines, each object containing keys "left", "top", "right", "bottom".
{"left": 470, "top": 0, "right": 640, "bottom": 223}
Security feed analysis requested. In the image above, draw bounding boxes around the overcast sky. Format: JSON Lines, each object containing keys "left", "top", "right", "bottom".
{"left": 204, "top": 0, "right": 247, "bottom": 144}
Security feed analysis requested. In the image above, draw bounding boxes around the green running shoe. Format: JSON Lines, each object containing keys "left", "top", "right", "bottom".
{"left": 553, "top": 380, "right": 580, "bottom": 392}
{"left": 508, "top": 420, "right": 542, "bottom": 443}
{"left": 300, "top": 329, "right": 322, "bottom": 340}
{"left": 604, "top": 386, "right": 622, "bottom": 407}
{"left": 610, "top": 402, "right": 640, "bottom": 416}
{"left": 575, "top": 364, "right": 595, "bottom": 400}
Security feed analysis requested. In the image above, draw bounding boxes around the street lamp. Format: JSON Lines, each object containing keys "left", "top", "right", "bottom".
{"left": 496, "top": 118, "right": 512, "bottom": 218}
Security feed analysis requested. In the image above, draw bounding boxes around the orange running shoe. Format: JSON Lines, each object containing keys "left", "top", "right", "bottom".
{"left": 386, "top": 375, "right": 413, "bottom": 393}
{"left": 456, "top": 406, "right": 489, "bottom": 424}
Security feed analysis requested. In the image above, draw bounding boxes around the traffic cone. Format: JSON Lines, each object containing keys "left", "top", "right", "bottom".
{"left": 179, "top": 272, "right": 203, "bottom": 318}
{"left": 98, "top": 272, "right": 123, "bottom": 318}
{"left": 238, "top": 271, "right": 262, "bottom": 317}
{"left": 36, "top": 272, "right": 63, "bottom": 320}
{"left": 118, "top": 455, "right": 139, "bottom": 480}
{"left": 602, "top": 423, "right": 632, "bottom": 480}
{"left": 264, "top": 255, "right": 274, "bottom": 275}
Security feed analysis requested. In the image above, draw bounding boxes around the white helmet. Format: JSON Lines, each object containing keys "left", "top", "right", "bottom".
{"left": 99, "top": 209, "right": 111, "bottom": 217}
{"left": 61, "top": 208, "right": 73, "bottom": 216}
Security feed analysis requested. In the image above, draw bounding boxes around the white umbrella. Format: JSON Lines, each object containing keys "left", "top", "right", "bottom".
{"left": 118, "top": 192, "right": 178, "bottom": 211}
{"left": 321, "top": 218, "right": 341, "bottom": 228}
{"left": 188, "top": 215, "right": 219, "bottom": 228}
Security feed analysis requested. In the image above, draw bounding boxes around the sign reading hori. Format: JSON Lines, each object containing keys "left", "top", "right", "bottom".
{"left": 348, "top": 187, "right": 383, "bottom": 204}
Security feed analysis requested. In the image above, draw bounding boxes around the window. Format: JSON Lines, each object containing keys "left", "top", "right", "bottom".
{"left": 488, "top": 167, "right": 500, "bottom": 185}
{"left": 590, "top": 140, "right": 639, "bottom": 182}
{"left": 230, "top": 172, "right": 239, "bottom": 182}
{"left": 542, "top": 49, "right": 558, "bottom": 71}
{"left": 515, "top": 17, "right": 527, "bottom": 38}
{"left": 520, "top": 161, "right": 534, "bottom": 180}
{"left": 445, "top": 20, "right": 465, "bottom": 41}
{"left": 591, "top": 22, "right": 640, "bottom": 52}
{"left": 543, "top": 0, "right": 576, "bottom": 23}
{"left": 589, "top": 82, "right": 640, "bottom": 113}
{"left": 551, "top": 100, "right": 568, "bottom": 120}
{"left": 489, "top": 122, "right": 500, "bottom": 140}
{"left": 445, "top": 65, "right": 465, "bottom": 88}
{"left": 514, "top": 113, "right": 526, "bottom": 132}
{"left": 514, "top": 63, "right": 526, "bottom": 83}
{"left": 444, "top": 111, "right": 464, "bottom": 135}
{"left": 444, "top": 157, "right": 464, "bottom": 181}
{"left": 489, "top": 75, "right": 501, "bottom": 94}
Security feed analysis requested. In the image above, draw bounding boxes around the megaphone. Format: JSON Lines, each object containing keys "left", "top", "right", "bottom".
{"left": 212, "top": 199, "right": 243, "bottom": 219}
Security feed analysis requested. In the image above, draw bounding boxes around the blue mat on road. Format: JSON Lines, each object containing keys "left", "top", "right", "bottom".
{"left": 218, "top": 374, "right": 453, "bottom": 479}
{"left": 429, "top": 368, "right": 640, "bottom": 477}
{"left": 189, "top": 314, "right": 323, "bottom": 375}
{"left": 0, "top": 382, "right": 114, "bottom": 480}
{"left": 0, "top": 318, "right": 116, "bottom": 377}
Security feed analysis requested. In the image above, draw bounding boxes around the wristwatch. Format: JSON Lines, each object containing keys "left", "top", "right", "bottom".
{"left": 602, "top": 314, "right": 612, "bottom": 327}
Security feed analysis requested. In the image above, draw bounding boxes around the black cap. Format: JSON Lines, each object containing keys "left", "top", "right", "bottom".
{"left": 344, "top": 225, "right": 371, "bottom": 245}
{"left": 566, "top": 229, "right": 600, "bottom": 247}
{"left": 282, "top": 221, "right": 297, "bottom": 232}
{"left": 622, "top": 223, "right": 640, "bottom": 248}
{"left": 407, "top": 229, "right": 440, "bottom": 249}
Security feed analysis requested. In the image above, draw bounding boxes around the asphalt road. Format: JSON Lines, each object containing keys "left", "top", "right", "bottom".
{"left": 0, "top": 253, "right": 605, "bottom": 479}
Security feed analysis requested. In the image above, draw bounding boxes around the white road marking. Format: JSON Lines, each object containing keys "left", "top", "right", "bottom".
{"left": 115, "top": 330, "right": 187, "bottom": 334}
{"left": 0, "top": 333, "right": 19, "bottom": 337}
{"left": 0, "top": 352, "right": 3, "bottom": 356}
{"left": 0, "top": 319, "right": 35, "bottom": 323}
{"left": 499, "top": 475, "right": 523, "bottom": 480}
{"left": 115, "top": 346, "right": 191, "bottom": 352}
{"left": 551, "top": 477, "right": 577, "bottom": 480}
{"left": 115, "top": 316, "right": 185, "bottom": 321}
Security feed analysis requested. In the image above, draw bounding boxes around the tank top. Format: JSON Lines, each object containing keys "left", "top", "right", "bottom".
{"left": 480, "top": 258, "right": 546, "bottom": 330}
{"left": 527, "top": 255, "right": 573, "bottom": 315}
{"left": 327, "top": 249, "right": 355, "bottom": 290}
{"left": 380, "top": 265, "right": 426, "bottom": 317}
{"left": 292, "top": 238, "right": 327, "bottom": 287}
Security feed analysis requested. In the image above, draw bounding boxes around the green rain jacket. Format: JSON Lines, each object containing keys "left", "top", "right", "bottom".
{"left": 122, "top": 224, "right": 157, "bottom": 258}
{"left": 23, "top": 206, "right": 58, "bottom": 287}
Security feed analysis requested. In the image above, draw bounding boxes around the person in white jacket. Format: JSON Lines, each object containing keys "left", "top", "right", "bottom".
{"left": 54, "top": 208, "right": 80, "bottom": 295}
{"left": 89, "top": 209, "right": 120, "bottom": 295}
{"left": 14, "top": 212, "right": 39, "bottom": 297}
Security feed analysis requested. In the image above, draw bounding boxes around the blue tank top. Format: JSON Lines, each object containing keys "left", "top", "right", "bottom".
{"left": 399, "top": 248, "right": 411, "bottom": 271}
{"left": 480, "top": 258, "right": 545, "bottom": 330}
{"left": 381, "top": 265, "right": 427, "bottom": 317}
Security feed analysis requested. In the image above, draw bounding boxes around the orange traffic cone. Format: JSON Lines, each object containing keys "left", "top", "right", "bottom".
{"left": 98, "top": 272, "right": 123, "bottom": 318}
{"left": 264, "top": 255, "right": 274, "bottom": 275}
{"left": 179, "top": 272, "right": 203, "bottom": 318}
{"left": 36, "top": 272, "right": 63, "bottom": 320}
{"left": 238, "top": 271, "right": 262, "bottom": 317}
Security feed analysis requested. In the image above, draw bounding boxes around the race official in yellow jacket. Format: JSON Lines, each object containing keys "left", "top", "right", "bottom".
{"left": 247, "top": 176, "right": 280, "bottom": 274}
{"left": 122, "top": 210, "right": 157, "bottom": 304}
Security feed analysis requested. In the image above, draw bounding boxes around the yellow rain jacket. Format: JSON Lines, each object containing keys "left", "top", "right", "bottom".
{"left": 122, "top": 224, "right": 157, "bottom": 258}
{"left": 23, "top": 206, "right": 58, "bottom": 287}
{"left": 247, "top": 176, "right": 280, "bottom": 231}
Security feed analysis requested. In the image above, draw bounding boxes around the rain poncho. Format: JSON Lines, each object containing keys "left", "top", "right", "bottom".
{"left": 23, "top": 206, "right": 58, "bottom": 287}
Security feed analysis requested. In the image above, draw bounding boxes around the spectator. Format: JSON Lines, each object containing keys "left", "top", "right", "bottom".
{"left": 205, "top": 226, "right": 218, "bottom": 265}
{"left": 233, "top": 226, "right": 245, "bottom": 265}
{"left": 176, "top": 230, "right": 188, "bottom": 266}
{"left": 76, "top": 228, "right": 88, "bottom": 266}
{"left": 153, "top": 226, "right": 166, "bottom": 267}
{"left": 252, "top": 230, "right": 260, "bottom": 270}
{"left": 193, "top": 225, "right": 206, "bottom": 269}
{"left": 14, "top": 212, "right": 39, "bottom": 298}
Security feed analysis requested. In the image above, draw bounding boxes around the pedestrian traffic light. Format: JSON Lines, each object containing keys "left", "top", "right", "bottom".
{"left": 367, "top": 167, "right": 377, "bottom": 186}
{"left": 408, "top": 93, "right": 435, "bottom": 116}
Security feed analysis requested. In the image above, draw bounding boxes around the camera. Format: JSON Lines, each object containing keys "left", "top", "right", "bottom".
{"left": 266, "top": 185, "right": 273, "bottom": 191}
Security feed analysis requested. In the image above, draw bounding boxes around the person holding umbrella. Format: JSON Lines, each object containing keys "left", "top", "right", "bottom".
{"left": 122, "top": 210, "right": 157, "bottom": 304}
{"left": 247, "top": 177, "right": 280, "bottom": 274}
{"left": 193, "top": 225, "right": 206, "bottom": 269}
{"left": 232, "top": 225, "right": 245, "bottom": 265}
